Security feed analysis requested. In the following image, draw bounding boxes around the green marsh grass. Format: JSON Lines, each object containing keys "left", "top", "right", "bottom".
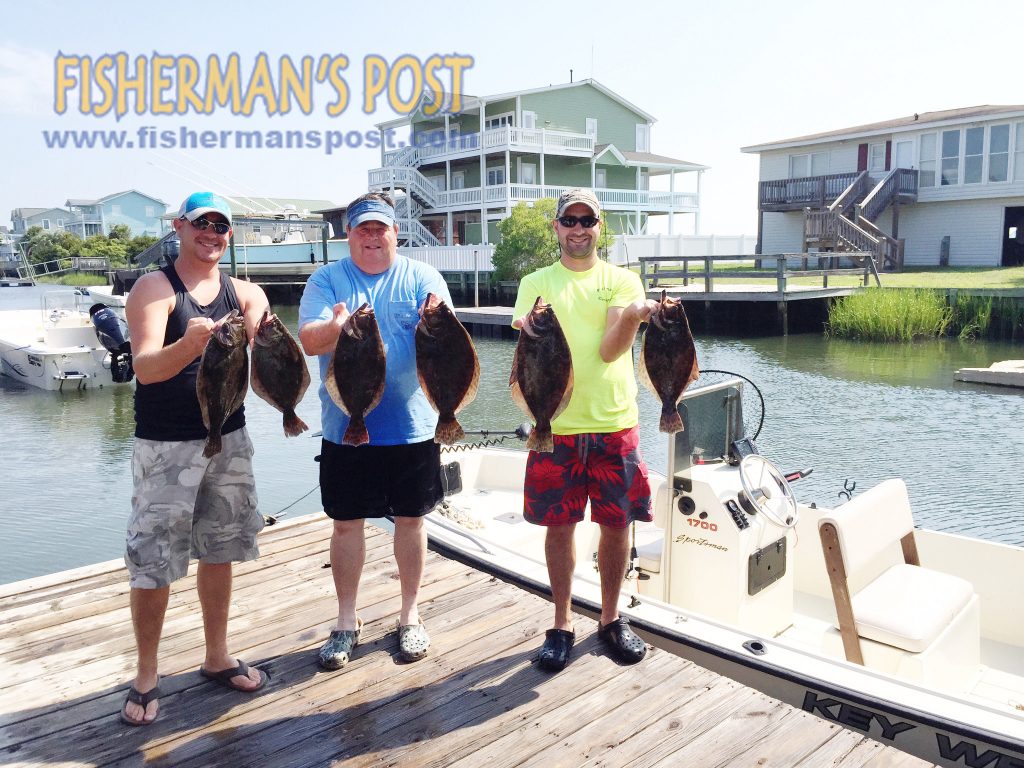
{"left": 827, "top": 289, "right": 953, "bottom": 341}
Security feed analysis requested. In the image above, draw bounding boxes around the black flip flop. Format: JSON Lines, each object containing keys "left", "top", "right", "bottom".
{"left": 198, "top": 659, "right": 268, "bottom": 692}
{"left": 120, "top": 682, "right": 162, "bottom": 726}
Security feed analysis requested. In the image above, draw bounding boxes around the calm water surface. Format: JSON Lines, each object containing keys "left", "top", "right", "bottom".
{"left": 2, "top": 285, "right": 1022, "bottom": 584}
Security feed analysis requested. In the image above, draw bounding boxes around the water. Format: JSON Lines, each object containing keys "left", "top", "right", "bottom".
{"left": 3, "top": 285, "right": 1023, "bottom": 585}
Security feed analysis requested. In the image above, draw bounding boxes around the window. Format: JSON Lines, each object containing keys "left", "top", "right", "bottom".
{"left": 484, "top": 113, "right": 512, "bottom": 130}
{"left": 145, "top": 205, "right": 155, "bottom": 217}
{"left": 964, "top": 127, "right": 983, "bottom": 184}
{"left": 42, "top": 219, "right": 50, "bottom": 230}
{"left": 595, "top": 168, "right": 607, "bottom": 188}
{"left": 989, "top": 124, "right": 1009, "bottom": 182}
{"left": 57, "top": 219, "right": 64, "bottom": 227}
{"left": 451, "top": 171, "right": 465, "bottom": 190}
{"left": 1014, "top": 123, "right": 1024, "bottom": 181}
{"left": 868, "top": 143, "right": 886, "bottom": 172}
{"left": 586, "top": 118, "right": 598, "bottom": 136}
{"left": 789, "top": 152, "right": 828, "bottom": 178}
{"left": 941, "top": 129, "right": 960, "bottom": 185}
{"left": 111, "top": 204, "right": 122, "bottom": 215}
{"left": 522, "top": 111, "right": 537, "bottom": 130}
{"left": 635, "top": 124, "right": 649, "bottom": 152}
{"left": 486, "top": 167, "right": 505, "bottom": 185}
{"left": 521, "top": 163, "right": 537, "bottom": 185}
{"left": 919, "top": 133, "right": 936, "bottom": 187}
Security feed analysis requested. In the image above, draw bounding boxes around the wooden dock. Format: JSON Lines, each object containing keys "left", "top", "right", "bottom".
{"left": 0, "top": 514, "right": 932, "bottom": 767}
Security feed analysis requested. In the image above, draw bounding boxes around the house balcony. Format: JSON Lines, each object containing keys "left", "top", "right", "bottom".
{"left": 758, "top": 170, "right": 919, "bottom": 213}
{"left": 382, "top": 126, "right": 596, "bottom": 167}
{"left": 368, "top": 172, "right": 699, "bottom": 214}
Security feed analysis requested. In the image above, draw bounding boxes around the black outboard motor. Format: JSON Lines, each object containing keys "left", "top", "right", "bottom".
{"left": 89, "top": 303, "right": 134, "bottom": 383}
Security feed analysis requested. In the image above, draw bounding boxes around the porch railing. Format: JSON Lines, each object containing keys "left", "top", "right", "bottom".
{"left": 859, "top": 168, "right": 918, "bottom": 222}
{"left": 759, "top": 172, "right": 862, "bottom": 209}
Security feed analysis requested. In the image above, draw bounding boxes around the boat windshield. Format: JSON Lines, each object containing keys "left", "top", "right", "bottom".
{"left": 671, "top": 378, "right": 745, "bottom": 472}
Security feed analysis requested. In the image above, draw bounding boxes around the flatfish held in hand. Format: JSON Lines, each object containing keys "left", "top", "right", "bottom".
{"left": 639, "top": 290, "right": 699, "bottom": 433}
{"left": 415, "top": 293, "right": 479, "bottom": 445}
{"left": 251, "top": 309, "right": 310, "bottom": 437}
{"left": 509, "top": 297, "right": 573, "bottom": 453}
{"left": 197, "top": 310, "right": 249, "bottom": 457}
{"left": 325, "top": 303, "right": 386, "bottom": 447}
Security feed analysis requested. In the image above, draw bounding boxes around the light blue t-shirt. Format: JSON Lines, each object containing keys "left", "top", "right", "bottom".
{"left": 298, "top": 255, "right": 452, "bottom": 446}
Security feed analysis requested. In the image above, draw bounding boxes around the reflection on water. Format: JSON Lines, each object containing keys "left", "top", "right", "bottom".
{"left": 2, "top": 287, "right": 1022, "bottom": 584}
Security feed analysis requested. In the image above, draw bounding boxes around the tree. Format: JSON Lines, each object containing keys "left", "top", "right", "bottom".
{"left": 107, "top": 224, "right": 133, "bottom": 241}
{"left": 491, "top": 198, "right": 617, "bottom": 281}
{"left": 492, "top": 200, "right": 559, "bottom": 281}
{"left": 19, "top": 227, "right": 83, "bottom": 264}
{"left": 126, "top": 235, "right": 159, "bottom": 261}
{"left": 80, "top": 234, "right": 129, "bottom": 267}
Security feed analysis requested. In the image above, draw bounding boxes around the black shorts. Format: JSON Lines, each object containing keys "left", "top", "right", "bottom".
{"left": 319, "top": 438, "right": 443, "bottom": 521}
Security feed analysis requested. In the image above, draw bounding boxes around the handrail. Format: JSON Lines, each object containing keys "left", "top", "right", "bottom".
{"left": 860, "top": 168, "right": 919, "bottom": 222}
{"left": 759, "top": 172, "right": 861, "bottom": 208}
{"left": 636, "top": 252, "right": 878, "bottom": 294}
{"left": 828, "top": 171, "right": 870, "bottom": 214}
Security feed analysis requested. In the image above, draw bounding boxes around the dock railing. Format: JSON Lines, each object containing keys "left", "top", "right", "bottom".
{"left": 638, "top": 253, "right": 880, "bottom": 295}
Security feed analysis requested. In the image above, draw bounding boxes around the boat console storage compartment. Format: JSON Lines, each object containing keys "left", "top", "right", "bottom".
{"left": 664, "top": 379, "right": 796, "bottom": 638}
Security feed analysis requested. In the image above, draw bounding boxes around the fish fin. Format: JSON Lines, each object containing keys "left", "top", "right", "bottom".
{"left": 283, "top": 411, "right": 308, "bottom": 437}
{"left": 509, "top": 380, "right": 535, "bottom": 421}
{"left": 637, "top": 337, "right": 657, "bottom": 397}
{"left": 660, "top": 406, "right": 684, "bottom": 434}
{"left": 454, "top": 355, "right": 481, "bottom": 413}
{"left": 325, "top": 355, "right": 350, "bottom": 415}
{"left": 343, "top": 418, "right": 369, "bottom": 447}
{"left": 550, "top": 368, "right": 574, "bottom": 422}
{"left": 526, "top": 425, "right": 554, "bottom": 453}
{"left": 203, "top": 434, "right": 222, "bottom": 458}
{"left": 434, "top": 416, "right": 464, "bottom": 445}
{"left": 417, "top": 369, "right": 440, "bottom": 412}
{"left": 687, "top": 355, "right": 701, "bottom": 386}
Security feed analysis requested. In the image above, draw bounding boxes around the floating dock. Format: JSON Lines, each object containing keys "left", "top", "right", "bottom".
{"left": 0, "top": 514, "right": 924, "bottom": 767}
{"left": 954, "top": 360, "right": 1024, "bottom": 388}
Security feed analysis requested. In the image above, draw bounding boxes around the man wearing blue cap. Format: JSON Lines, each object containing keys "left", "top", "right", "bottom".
{"left": 299, "top": 191, "right": 452, "bottom": 670}
{"left": 120, "top": 192, "right": 270, "bottom": 725}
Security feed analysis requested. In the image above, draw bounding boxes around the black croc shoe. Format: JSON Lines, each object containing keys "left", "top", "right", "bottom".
{"left": 537, "top": 628, "right": 575, "bottom": 672}
{"left": 598, "top": 618, "right": 647, "bottom": 664}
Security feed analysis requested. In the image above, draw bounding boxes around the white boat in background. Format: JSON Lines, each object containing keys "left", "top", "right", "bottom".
{"left": 0, "top": 292, "right": 132, "bottom": 391}
{"left": 426, "top": 377, "right": 1024, "bottom": 767}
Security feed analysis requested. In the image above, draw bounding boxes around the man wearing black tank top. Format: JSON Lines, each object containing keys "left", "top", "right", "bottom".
{"left": 120, "top": 193, "right": 270, "bottom": 726}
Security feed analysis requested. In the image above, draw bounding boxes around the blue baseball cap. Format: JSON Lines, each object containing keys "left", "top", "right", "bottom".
{"left": 347, "top": 198, "right": 395, "bottom": 229}
{"left": 178, "top": 192, "right": 233, "bottom": 225}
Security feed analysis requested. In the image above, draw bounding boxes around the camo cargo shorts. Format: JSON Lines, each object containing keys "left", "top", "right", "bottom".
{"left": 125, "top": 427, "right": 264, "bottom": 589}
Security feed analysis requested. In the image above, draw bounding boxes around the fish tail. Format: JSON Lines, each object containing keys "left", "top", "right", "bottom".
{"left": 203, "top": 434, "right": 222, "bottom": 458}
{"left": 343, "top": 418, "right": 369, "bottom": 447}
{"left": 526, "top": 425, "right": 554, "bottom": 453}
{"left": 434, "top": 416, "right": 464, "bottom": 446}
{"left": 660, "top": 405, "right": 684, "bottom": 434}
{"left": 283, "top": 410, "right": 309, "bottom": 437}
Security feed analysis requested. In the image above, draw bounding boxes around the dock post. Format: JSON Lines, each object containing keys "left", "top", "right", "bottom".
{"left": 228, "top": 235, "right": 237, "bottom": 278}
{"left": 777, "top": 300, "right": 788, "bottom": 336}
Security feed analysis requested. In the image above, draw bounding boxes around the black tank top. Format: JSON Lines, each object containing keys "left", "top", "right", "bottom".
{"left": 134, "top": 265, "right": 245, "bottom": 441}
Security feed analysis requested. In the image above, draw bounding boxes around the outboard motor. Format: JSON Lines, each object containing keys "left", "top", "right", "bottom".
{"left": 89, "top": 303, "right": 134, "bottom": 383}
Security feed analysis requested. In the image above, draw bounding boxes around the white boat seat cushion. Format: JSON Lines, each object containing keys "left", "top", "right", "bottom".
{"left": 848, "top": 563, "right": 974, "bottom": 653}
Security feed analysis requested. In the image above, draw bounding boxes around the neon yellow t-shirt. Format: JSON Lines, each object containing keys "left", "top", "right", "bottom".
{"left": 512, "top": 259, "right": 645, "bottom": 434}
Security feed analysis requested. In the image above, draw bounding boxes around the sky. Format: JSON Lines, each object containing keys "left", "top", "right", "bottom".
{"left": 3, "top": 0, "right": 1022, "bottom": 237}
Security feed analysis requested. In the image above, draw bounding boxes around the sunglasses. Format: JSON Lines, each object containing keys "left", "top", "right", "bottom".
{"left": 186, "top": 216, "right": 231, "bottom": 235}
{"left": 557, "top": 215, "right": 600, "bottom": 229}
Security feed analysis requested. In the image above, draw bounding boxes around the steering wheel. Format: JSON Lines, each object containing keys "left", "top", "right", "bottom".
{"left": 738, "top": 455, "right": 798, "bottom": 529}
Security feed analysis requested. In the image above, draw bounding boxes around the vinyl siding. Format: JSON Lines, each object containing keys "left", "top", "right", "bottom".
{"left": 760, "top": 211, "right": 804, "bottom": 253}
{"left": 521, "top": 84, "right": 648, "bottom": 150}
{"left": 898, "top": 199, "right": 1010, "bottom": 267}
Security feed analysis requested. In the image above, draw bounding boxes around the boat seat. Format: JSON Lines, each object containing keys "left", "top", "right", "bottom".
{"left": 634, "top": 523, "right": 664, "bottom": 573}
{"left": 818, "top": 479, "right": 979, "bottom": 689}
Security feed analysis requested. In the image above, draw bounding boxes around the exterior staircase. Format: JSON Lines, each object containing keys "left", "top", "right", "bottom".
{"left": 394, "top": 196, "right": 441, "bottom": 247}
{"left": 370, "top": 147, "right": 444, "bottom": 247}
{"left": 803, "top": 168, "right": 918, "bottom": 271}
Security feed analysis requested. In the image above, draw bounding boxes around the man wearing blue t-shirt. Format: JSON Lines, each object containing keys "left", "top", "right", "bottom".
{"left": 299, "top": 192, "right": 451, "bottom": 670}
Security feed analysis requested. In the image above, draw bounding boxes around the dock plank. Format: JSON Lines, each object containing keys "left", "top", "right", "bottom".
{"left": 0, "top": 513, "right": 928, "bottom": 767}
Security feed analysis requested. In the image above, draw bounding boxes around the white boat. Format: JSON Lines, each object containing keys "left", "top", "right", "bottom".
{"left": 0, "top": 291, "right": 132, "bottom": 391}
{"left": 426, "top": 377, "right": 1024, "bottom": 768}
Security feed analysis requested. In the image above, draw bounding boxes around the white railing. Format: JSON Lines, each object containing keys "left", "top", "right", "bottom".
{"left": 368, "top": 166, "right": 440, "bottom": 209}
{"left": 609, "top": 234, "right": 756, "bottom": 266}
{"left": 399, "top": 244, "right": 496, "bottom": 272}
{"left": 397, "top": 219, "right": 442, "bottom": 248}
{"left": 425, "top": 184, "right": 697, "bottom": 211}
{"left": 382, "top": 126, "right": 596, "bottom": 165}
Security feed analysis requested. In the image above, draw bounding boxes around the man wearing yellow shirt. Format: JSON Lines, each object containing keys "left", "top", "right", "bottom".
{"left": 512, "top": 188, "right": 657, "bottom": 672}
